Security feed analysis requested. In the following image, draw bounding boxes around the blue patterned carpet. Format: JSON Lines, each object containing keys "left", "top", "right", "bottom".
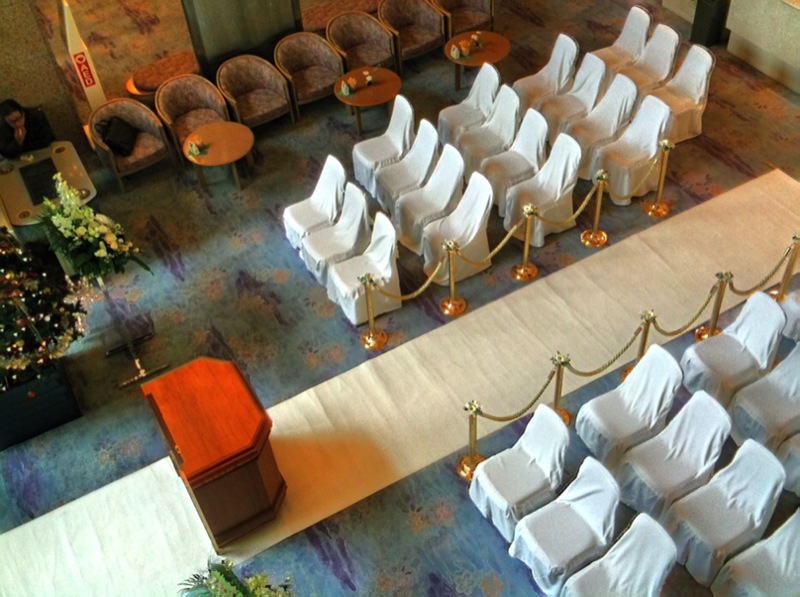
{"left": 3, "top": 0, "right": 800, "bottom": 594}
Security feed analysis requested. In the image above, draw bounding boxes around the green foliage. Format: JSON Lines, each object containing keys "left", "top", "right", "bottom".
{"left": 179, "top": 559, "right": 295, "bottom": 597}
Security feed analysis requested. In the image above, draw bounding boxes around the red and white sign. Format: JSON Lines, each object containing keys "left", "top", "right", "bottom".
{"left": 72, "top": 52, "right": 96, "bottom": 88}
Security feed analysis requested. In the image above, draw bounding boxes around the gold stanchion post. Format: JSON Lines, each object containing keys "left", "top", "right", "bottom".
{"left": 440, "top": 240, "right": 467, "bottom": 316}
{"left": 642, "top": 139, "right": 674, "bottom": 218}
{"left": 359, "top": 274, "right": 389, "bottom": 351}
{"left": 551, "top": 353, "right": 572, "bottom": 425}
{"left": 770, "top": 234, "right": 800, "bottom": 302}
{"left": 695, "top": 271, "right": 731, "bottom": 342}
{"left": 457, "top": 400, "right": 486, "bottom": 481}
{"left": 511, "top": 204, "right": 539, "bottom": 282}
{"left": 581, "top": 171, "right": 608, "bottom": 248}
{"left": 621, "top": 310, "right": 654, "bottom": 381}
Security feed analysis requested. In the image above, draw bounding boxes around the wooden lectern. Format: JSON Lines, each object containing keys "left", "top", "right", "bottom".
{"left": 141, "top": 357, "right": 285, "bottom": 550}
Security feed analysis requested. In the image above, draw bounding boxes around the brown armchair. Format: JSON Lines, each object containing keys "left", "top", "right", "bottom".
{"left": 326, "top": 11, "right": 398, "bottom": 73}
{"left": 430, "top": 0, "right": 494, "bottom": 39}
{"left": 378, "top": 0, "right": 445, "bottom": 75}
{"left": 274, "top": 32, "right": 344, "bottom": 120}
{"left": 154, "top": 74, "right": 229, "bottom": 158}
{"left": 89, "top": 98, "right": 173, "bottom": 192}
{"left": 216, "top": 55, "right": 294, "bottom": 128}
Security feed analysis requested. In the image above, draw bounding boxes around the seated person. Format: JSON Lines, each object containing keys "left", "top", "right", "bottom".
{"left": 0, "top": 99, "right": 55, "bottom": 159}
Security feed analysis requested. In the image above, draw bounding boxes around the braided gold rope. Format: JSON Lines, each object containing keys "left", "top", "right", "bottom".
{"left": 729, "top": 244, "right": 792, "bottom": 296}
{"left": 371, "top": 257, "right": 446, "bottom": 301}
{"left": 603, "top": 153, "right": 662, "bottom": 204}
{"left": 475, "top": 367, "right": 557, "bottom": 422}
{"left": 564, "top": 323, "right": 644, "bottom": 377}
{"left": 533, "top": 181, "right": 599, "bottom": 227}
{"left": 453, "top": 214, "right": 530, "bottom": 267}
{"left": 652, "top": 281, "right": 719, "bottom": 336}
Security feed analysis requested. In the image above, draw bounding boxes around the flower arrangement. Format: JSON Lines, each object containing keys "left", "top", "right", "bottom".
{"left": 180, "top": 559, "right": 295, "bottom": 597}
{"left": 40, "top": 174, "right": 149, "bottom": 280}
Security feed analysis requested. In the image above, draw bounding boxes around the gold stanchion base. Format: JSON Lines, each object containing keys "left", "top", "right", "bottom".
{"left": 693, "top": 325, "right": 722, "bottom": 343}
{"left": 642, "top": 199, "right": 670, "bottom": 218}
{"left": 555, "top": 407, "right": 572, "bottom": 426}
{"left": 360, "top": 329, "right": 389, "bottom": 351}
{"left": 456, "top": 453, "right": 486, "bottom": 482}
{"left": 441, "top": 296, "right": 467, "bottom": 317}
{"left": 580, "top": 229, "right": 608, "bottom": 248}
{"left": 620, "top": 363, "right": 635, "bottom": 382}
{"left": 768, "top": 288, "right": 785, "bottom": 302}
{"left": 511, "top": 262, "right": 539, "bottom": 282}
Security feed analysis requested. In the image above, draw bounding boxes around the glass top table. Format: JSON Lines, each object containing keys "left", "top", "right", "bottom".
{"left": 0, "top": 141, "right": 97, "bottom": 227}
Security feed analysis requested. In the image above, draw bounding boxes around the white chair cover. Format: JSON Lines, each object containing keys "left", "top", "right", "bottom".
{"left": 662, "top": 439, "right": 786, "bottom": 586}
{"left": 457, "top": 85, "right": 520, "bottom": 177}
{"left": 438, "top": 63, "right": 500, "bottom": 146}
{"left": 509, "top": 457, "right": 619, "bottom": 596}
{"left": 681, "top": 291, "right": 787, "bottom": 407}
{"left": 300, "top": 182, "right": 371, "bottom": 285}
{"left": 374, "top": 119, "right": 439, "bottom": 215}
{"left": 595, "top": 95, "right": 671, "bottom": 205}
{"left": 591, "top": 5, "right": 652, "bottom": 73}
{"left": 576, "top": 344, "right": 683, "bottom": 471}
{"left": 538, "top": 53, "right": 607, "bottom": 146}
{"left": 778, "top": 434, "right": 800, "bottom": 496}
{"left": 352, "top": 94, "right": 414, "bottom": 196}
{"left": 395, "top": 144, "right": 464, "bottom": 255}
{"left": 421, "top": 172, "right": 493, "bottom": 285}
{"left": 711, "top": 508, "right": 800, "bottom": 597}
{"left": 504, "top": 133, "right": 581, "bottom": 248}
{"left": 325, "top": 212, "right": 400, "bottom": 325}
{"left": 561, "top": 513, "right": 676, "bottom": 597}
{"left": 781, "top": 290, "right": 800, "bottom": 341}
{"left": 728, "top": 344, "right": 800, "bottom": 451}
{"left": 567, "top": 74, "right": 638, "bottom": 180}
{"left": 649, "top": 44, "right": 715, "bottom": 143}
{"left": 283, "top": 155, "right": 346, "bottom": 249}
{"left": 616, "top": 390, "right": 731, "bottom": 520}
{"left": 469, "top": 404, "right": 570, "bottom": 542}
{"left": 481, "top": 108, "right": 548, "bottom": 217}
{"left": 513, "top": 33, "right": 580, "bottom": 113}
{"left": 618, "top": 23, "right": 680, "bottom": 95}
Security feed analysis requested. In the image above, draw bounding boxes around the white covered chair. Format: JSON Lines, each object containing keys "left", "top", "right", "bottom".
{"left": 566, "top": 74, "right": 638, "bottom": 180}
{"left": 595, "top": 95, "right": 671, "bottom": 205}
{"left": 513, "top": 33, "right": 580, "bottom": 113}
{"left": 649, "top": 44, "right": 715, "bottom": 143}
{"left": 481, "top": 108, "right": 548, "bottom": 217}
{"left": 503, "top": 133, "right": 581, "bottom": 248}
{"left": 590, "top": 5, "right": 652, "bottom": 73}
{"left": 352, "top": 94, "right": 414, "bottom": 197}
{"left": 300, "top": 182, "right": 371, "bottom": 285}
{"left": 538, "top": 53, "right": 607, "bottom": 146}
{"left": 681, "top": 291, "right": 787, "bottom": 408}
{"left": 728, "top": 344, "right": 800, "bottom": 451}
{"left": 395, "top": 144, "right": 464, "bottom": 254}
{"left": 662, "top": 439, "right": 786, "bottom": 586}
{"left": 325, "top": 212, "right": 400, "bottom": 325}
{"left": 468, "top": 404, "right": 570, "bottom": 542}
{"left": 777, "top": 434, "right": 800, "bottom": 496}
{"left": 781, "top": 290, "right": 800, "bottom": 341}
{"left": 509, "top": 457, "right": 619, "bottom": 596}
{"left": 616, "top": 390, "right": 731, "bottom": 520}
{"left": 421, "top": 171, "right": 493, "bottom": 285}
{"left": 437, "top": 62, "right": 500, "bottom": 147}
{"left": 711, "top": 508, "right": 800, "bottom": 597}
{"left": 561, "top": 513, "right": 676, "bottom": 597}
{"left": 618, "top": 23, "right": 680, "bottom": 95}
{"left": 283, "top": 155, "right": 346, "bottom": 249}
{"left": 456, "top": 85, "right": 520, "bottom": 177}
{"left": 575, "top": 344, "right": 683, "bottom": 471}
{"left": 374, "top": 118, "right": 439, "bottom": 215}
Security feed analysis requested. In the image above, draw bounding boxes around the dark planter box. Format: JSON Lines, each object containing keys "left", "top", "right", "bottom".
{"left": 0, "top": 364, "right": 81, "bottom": 451}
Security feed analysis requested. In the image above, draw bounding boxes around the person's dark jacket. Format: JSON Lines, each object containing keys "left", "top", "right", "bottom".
{"left": 0, "top": 108, "right": 55, "bottom": 159}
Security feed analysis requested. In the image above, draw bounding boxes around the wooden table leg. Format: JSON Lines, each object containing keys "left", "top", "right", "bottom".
{"left": 230, "top": 162, "right": 242, "bottom": 191}
{"left": 193, "top": 164, "right": 208, "bottom": 191}
{"left": 454, "top": 64, "right": 462, "bottom": 91}
{"left": 354, "top": 107, "right": 363, "bottom": 136}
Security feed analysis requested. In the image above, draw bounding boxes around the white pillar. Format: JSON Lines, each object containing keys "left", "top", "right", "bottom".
{"left": 60, "top": 0, "right": 107, "bottom": 113}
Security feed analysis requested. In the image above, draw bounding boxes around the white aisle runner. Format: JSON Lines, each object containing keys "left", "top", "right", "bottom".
{"left": 2, "top": 171, "right": 799, "bottom": 596}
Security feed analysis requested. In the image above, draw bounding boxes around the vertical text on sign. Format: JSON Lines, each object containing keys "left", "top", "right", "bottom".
{"left": 73, "top": 52, "right": 96, "bottom": 88}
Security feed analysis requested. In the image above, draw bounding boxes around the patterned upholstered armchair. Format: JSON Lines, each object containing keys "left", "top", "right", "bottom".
{"left": 89, "top": 98, "right": 173, "bottom": 192}
{"left": 154, "top": 74, "right": 229, "bottom": 158}
{"left": 216, "top": 55, "right": 294, "bottom": 128}
{"left": 378, "top": 0, "right": 445, "bottom": 75}
{"left": 274, "top": 32, "right": 344, "bottom": 120}
{"left": 326, "top": 11, "right": 398, "bottom": 72}
{"left": 430, "top": 0, "right": 494, "bottom": 38}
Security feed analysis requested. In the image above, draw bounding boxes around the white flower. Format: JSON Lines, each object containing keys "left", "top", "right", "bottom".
{"left": 75, "top": 226, "right": 87, "bottom": 237}
{"left": 94, "top": 242, "right": 108, "bottom": 258}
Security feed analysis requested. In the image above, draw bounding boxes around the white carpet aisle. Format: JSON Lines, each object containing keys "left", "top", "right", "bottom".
{"left": 2, "top": 171, "right": 799, "bottom": 596}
